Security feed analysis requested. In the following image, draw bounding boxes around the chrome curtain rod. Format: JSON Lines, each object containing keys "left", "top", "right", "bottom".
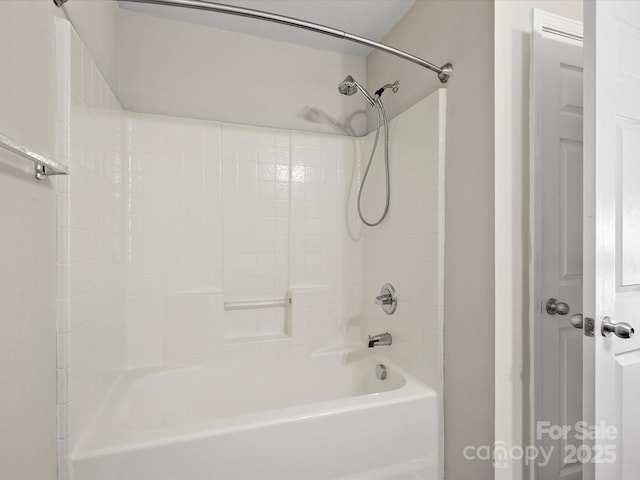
{"left": 54, "top": 0, "right": 452, "bottom": 83}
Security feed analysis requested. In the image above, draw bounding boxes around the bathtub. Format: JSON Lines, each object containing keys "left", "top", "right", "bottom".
{"left": 70, "top": 349, "right": 438, "bottom": 480}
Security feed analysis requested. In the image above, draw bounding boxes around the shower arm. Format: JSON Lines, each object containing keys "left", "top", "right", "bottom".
{"left": 53, "top": 0, "right": 453, "bottom": 83}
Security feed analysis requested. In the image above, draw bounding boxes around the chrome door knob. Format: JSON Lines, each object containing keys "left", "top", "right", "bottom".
{"left": 570, "top": 314, "right": 584, "bottom": 329}
{"left": 546, "top": 298, "right": 570, "bottom": 316}
{"left": 601, "top": 316, "right": 635, "bottom": 339}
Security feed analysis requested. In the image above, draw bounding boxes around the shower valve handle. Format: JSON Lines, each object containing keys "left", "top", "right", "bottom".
{"left": 375, "top": 294, "right": 393, "bottom": 305}
{"left": 375, "top": 284, "right": 397, "bottom": 315}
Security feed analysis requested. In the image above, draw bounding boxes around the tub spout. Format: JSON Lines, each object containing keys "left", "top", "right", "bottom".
{"left": 368, "top": 332, "right": 392, "bottom": 348}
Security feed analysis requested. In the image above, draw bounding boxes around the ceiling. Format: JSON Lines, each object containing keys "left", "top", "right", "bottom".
{"left": 117, "top": 0, "right": 416, "bottom": 56}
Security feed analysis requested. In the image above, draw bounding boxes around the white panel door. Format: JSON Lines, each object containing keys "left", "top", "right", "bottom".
{"left": 584, "top": 2, "right": 640, "bottom": 480}
{"left": 533, "top": 11, "right": 584, "bottom": 480}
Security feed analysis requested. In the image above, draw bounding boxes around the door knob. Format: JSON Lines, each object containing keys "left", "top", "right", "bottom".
{"left": 546, "top": 298, "right": 570, "bottom": 316}
{"left": 569, "top": 314, "right": 596, "bottom": 337}
{"left": 570, "top": 314, "right": 583, "bottom": 329}
{"left": 601, "top": 316, "right": 635, "bottom": 339}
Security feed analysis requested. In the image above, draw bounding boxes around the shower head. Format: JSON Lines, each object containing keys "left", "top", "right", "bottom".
{"left": 338, "top": 75, "right": 376, "bottom": 107}
{"left": 338, "top": 75, "right": 358, "bottom": 96}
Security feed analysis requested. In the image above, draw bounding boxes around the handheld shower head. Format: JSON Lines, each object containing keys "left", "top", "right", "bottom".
{"left": 338, "top": 75, "right": 376, "bottom": 107}
{"left": 337, "top": 75, "right": 358, "bottom": 96}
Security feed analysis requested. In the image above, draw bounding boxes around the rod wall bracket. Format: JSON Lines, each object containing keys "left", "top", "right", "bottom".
{"left": 438, "top": 63, "right": 453, "bottom": 83}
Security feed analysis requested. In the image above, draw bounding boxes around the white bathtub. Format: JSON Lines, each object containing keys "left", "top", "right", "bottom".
{"left": 70, "top": 349, "right": 438, "bottom": 480}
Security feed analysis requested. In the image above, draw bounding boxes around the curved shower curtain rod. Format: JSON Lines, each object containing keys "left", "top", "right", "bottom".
{"left": 53, "top": 0, "right": 453, "bottom": 83}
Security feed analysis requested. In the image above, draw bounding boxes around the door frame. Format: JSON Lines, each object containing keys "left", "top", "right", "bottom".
{"left": 530, "top": 9, "right": 584, "bottom": 480}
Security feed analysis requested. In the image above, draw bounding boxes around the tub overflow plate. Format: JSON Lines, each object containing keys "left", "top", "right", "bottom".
{"left": 376, "top": 364, "right": 387, "bottom": 380}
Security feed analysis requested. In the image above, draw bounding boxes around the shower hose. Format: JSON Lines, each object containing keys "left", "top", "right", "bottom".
{"left": 357, "top": 96, "right": 390, "bottom": 227}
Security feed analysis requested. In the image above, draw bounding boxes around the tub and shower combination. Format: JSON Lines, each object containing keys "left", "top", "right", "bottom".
{"left": 53, "top": 0, "right": 448, "bottom": 478}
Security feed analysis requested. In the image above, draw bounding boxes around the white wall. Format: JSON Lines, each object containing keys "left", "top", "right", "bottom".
{"left": 493, "top": 2, "right": 582, "bottom": 479}
{"left": 55, "top": 20, "right": 126, "bottom": 475}
{"left": 62, "top": 0, "right": 120, "bottom": 96}
{"left": 117, "top": 9, "right": 368, "bottom": 137}
{"left": 367, "top": 2, "right": 495, "bottom": 479}
{"left": 0, "top": 2, "right": 61, "bottom": 478}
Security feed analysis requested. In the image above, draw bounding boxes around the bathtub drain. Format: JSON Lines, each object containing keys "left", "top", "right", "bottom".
{"left": 375, "top": 364, "right": 387, "bottom": 380}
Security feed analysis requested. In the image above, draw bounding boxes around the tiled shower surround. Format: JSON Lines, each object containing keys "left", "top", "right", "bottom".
{"left": 359, "top": 91, "right": 446, "bottom": 389}
{"left": 124, "top": 114, "right": 362, "bottom": 366}
{"left": 55, "top": 19, "right": 444, "bottom": 477}
{"left": 54, "top": 21, "right": 125, "bottom": 477}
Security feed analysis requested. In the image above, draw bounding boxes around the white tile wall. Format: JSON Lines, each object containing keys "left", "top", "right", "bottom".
{"left": 359, "top": 90, "right": 446, "bottom": 392}
{"left": 162, "top": 292, "right": 224, "bottom": 365}
{"left": 290, "top": 287, "right": 338, "bottom": 350}
{"left": 55, "top": 18, "right": 125, "bottom": 470}
{"left": 221, "top": 124, "right": 290, "bottom": 339}
{"left": 124, "top": 113, "right": 223, "bottom": 366}
{"left": 289, "top": 132, "right": 363, "bottom": 346}
{"left": 124, "top": 116, "right": 361, "bottom": 364}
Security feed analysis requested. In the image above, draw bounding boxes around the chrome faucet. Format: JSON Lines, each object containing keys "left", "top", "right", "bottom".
{"left": 368, "top": 332, "right": 392, "bottom": 348}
